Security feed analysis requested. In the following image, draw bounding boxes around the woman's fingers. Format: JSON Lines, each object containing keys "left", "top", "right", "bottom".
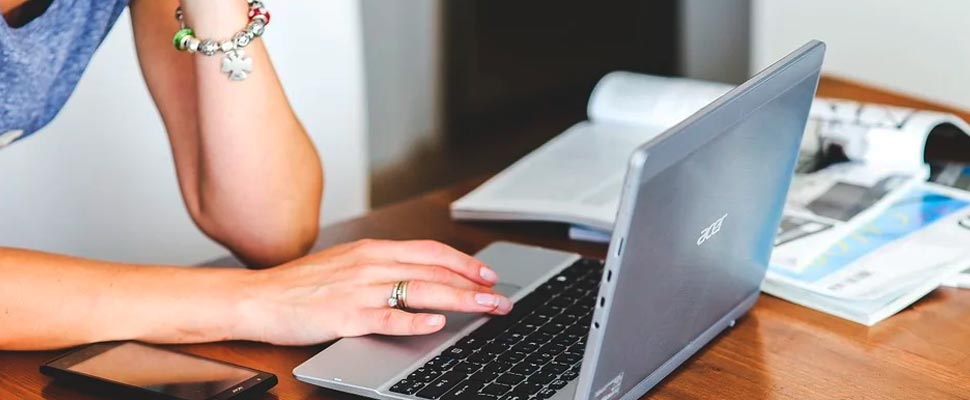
{"left": 354, "top": 240, "right": 499, "bottom": 286}
{"left": 352, "top": 309, "right": 447, "bottom": 337}
{"left": 351, "top": 263, "right": 491, "bottom": 291}
{"left": 362, "top": 281, "right": 513, "bottom": 315}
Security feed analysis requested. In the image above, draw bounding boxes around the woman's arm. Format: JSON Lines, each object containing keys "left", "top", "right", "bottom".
{"left": 0, "top": 241, "right": 510, "bottom": 350}
{"left": 0, "top": 247, "right": 249, "bottom": 350}
{"left": 129, "top": 0, "right": 322, "bottom": 267}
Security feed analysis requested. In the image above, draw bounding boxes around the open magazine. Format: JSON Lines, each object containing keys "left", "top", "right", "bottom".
{"left": 450, "top": 72, "right": 733, "bottom": 231}
{"left": 764, "top": 183, "right": 970, "bottom": 325}
{"left": 771, "top": 162, "right": 927, "bottom": 269}
{"left": 451, "top": 71, "right": 970, "bottom": 325}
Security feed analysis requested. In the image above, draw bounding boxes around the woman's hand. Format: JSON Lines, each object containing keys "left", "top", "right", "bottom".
{"left": 236, "top": 240, "right": 513, "bottom": 346}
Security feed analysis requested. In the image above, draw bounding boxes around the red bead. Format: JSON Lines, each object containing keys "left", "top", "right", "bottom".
{"left": 249, "top": 8, "right": 270, "bottom": 25}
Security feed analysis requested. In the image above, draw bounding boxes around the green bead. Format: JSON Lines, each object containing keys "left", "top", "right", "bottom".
{"left": 173, "top": 28, "right": 194, "bottom": 51}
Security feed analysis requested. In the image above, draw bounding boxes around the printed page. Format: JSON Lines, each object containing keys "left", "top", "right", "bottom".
{"left": 768, "top": 183, "right": 970, "bottom": 301}
{"left": 451, "top": 122, "right": 665, "bottom": 230}
{"left": 808, "top": 99, "right": 970, "bottom": 172}
{"left": 772, "top": 162, "right": 929, "bottom": 268}
{"left": 587, "top": 71, "right": 733, "bottom": 128}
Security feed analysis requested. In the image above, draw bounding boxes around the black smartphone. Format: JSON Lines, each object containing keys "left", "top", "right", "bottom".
{"left": 40, "top": 342, "right": 277, "bottom": 400}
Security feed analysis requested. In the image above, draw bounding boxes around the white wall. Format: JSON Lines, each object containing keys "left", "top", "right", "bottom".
{"left": 752, "top": 0, "right": 970, "bottom": 110}
{"left": 360, "top": 0, "right": 442, "bottom": 171}
{"left": 680, "top": 0, "right": 751, "bottom": 84}
{"left": 0, "top": 1, "right": 369, "bottom": 265}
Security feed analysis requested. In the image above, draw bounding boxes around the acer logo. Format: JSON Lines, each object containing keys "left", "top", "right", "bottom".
{"left": 697, "top": 214, "right": 728, "bottom": 246}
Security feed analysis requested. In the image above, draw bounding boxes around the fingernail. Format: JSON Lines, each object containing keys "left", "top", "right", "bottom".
{"left": 426, "top": 315, "right": 445, "bottom": 326}
{"left": 496, "top": 297, "right": 513, "bottom": 314}
{"left": 479, "top": 266, "right": 499, "bottom": 283}
{"left": 475, "top": 293, "right": 500, "bottom": 307}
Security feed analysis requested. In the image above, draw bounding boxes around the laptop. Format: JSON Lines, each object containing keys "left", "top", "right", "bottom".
{"left": 294, "top": 41, "right": 825, "bottom": 400}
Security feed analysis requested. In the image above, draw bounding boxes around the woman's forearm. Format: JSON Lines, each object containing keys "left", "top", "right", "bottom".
{"left": 183, "top": 0, "right": 322, "bottom": 264}
{"left": 0, "top": 247, "right": 253, "bottom": 350}
{"left": 131, "top": 0, "right": 322, "bottom": 267}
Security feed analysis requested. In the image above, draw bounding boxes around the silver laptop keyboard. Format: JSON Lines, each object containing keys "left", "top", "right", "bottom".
{"left": 390, "top": 258, "right": 604, "bottom": 400}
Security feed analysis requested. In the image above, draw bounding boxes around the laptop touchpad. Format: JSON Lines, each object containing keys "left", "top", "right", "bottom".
{"left": 493, "top": 283, "right": 522, "bottom": 297}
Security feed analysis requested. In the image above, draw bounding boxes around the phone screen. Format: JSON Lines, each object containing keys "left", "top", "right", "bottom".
{"left": 61, "top": 342, "right": 259, "bottom": 400}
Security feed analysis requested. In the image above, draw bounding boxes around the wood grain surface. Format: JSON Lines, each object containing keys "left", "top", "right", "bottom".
{"left": 2, "top": 77, "right": 968, "bottom": 400}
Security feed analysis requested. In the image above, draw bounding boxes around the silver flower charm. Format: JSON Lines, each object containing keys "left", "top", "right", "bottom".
{"left": 221, "top": 49, "right": 253, "bottom": 81}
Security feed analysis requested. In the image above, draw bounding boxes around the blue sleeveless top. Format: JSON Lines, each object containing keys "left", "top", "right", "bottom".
{"left": 0, "top": 0, "right": 129, "bottom": 146}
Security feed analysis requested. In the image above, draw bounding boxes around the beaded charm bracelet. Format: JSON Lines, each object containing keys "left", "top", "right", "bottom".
{"left": 172, "top": 0, "right": 271, "bottom": 81}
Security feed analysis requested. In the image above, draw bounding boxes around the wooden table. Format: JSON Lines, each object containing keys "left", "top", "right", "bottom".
{"left": 3, "top": 77, "right": 969, "bottom": 399}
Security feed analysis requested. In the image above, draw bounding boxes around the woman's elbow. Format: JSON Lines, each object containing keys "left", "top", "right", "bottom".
{"left": 198, "top": 212, "right": 320, "bottom": 269}
{"left": 227, "top": 220, "right": 319, "bottom": 268}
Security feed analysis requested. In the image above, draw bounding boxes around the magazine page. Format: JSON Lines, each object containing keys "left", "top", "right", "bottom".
{"left": 587, "top": 71, "right": 733, "bottom": 128}
{"left": 930, "top": 162, "right": 970, "bottom": 287}
{"left": 767, "top": 183, "right": 970, "bottom": 301}
{"left": 807, "top": 99, "right": 970, "bottom": 172}
{"left": 453, "top": 72, "right": 735, "bottom": 228}
{"left": 772, "top": 162, "right": 929, "bottom": 269}
{"left": 451, "top": 122, "right": 664, "bottom": 230}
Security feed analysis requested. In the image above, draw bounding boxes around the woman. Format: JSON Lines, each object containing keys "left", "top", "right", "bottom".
{"left": 0, "top": 0, "right": 512, "bottom": 350}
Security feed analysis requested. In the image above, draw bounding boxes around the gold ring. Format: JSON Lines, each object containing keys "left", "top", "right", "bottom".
{"left": 388, "top": 281, "right": 409, "bottom": 310}
{"left": 399, "top": 280, "right": 410, "bottom": 310}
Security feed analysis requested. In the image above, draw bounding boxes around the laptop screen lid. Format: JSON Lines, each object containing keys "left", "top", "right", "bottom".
{"left": 574, "top": 41, "right": 825, "bottom": 400}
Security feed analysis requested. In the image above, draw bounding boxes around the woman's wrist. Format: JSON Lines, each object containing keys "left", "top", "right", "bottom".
{"left": 223, "top": 268, "right": 277, "bottom": 343}
{"left": 119, "top": 266, "right": 266, "bottom": 345}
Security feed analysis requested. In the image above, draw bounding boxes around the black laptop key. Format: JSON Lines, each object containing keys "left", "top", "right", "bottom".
{"left": 452, "top": 362, "right": 481, "bottom": 375}
{"left": 500, "top": 394, "right": 530, "bottom": 400}
{"left": 551, "top": 335, "right": 578, "bottom": 348}
{"left": 469, "top": 370, "right": 498, "bottom": 383}
{"left": 427, "top": 355, "right": 460, "bottom": 370}
{"left": 532, "top": 311, "right": 557, "bottom": 322}
{"left": 548, "top": 379, "right": 569, "bottom": 390}
{"left": 523, "top": 353, "right": 552, "bottom": 368}
{"left": 495, "top": 373, "right": 526, "bottom": 385}
{"left": 551, "top": 314, "right": 578, "bottom": 326}
{"left": 563, "top": 286, "right": 589, "bottom": 299}
{"left": 390, "top": 379, "right": 426, "bottom": 395}
{"left": 561, "top": 370, "right": 579, "bottom": 381}
{"left": 525, "top": 331, "right": 553, "bottom": 345}
{"left": 523, "top": 313, "right": 552, "bottom": 325}
{"left": 564, "top": 325, "right": 588, "bottom": 338}
{"left": 470, "top": 318, "right": 512, "bottom": 340}
{"left": 548, "top": 296, "right": 575, "bottom": 308}
{"left": 441, "top": 379, "right": 485, "bottom": 400}
{"left": 443, "top": 346, "right": 471, "bottom": 360}
{"left": 510, "top": 362, "right": 540, "bottom": 376}
{"left": 540, "top": 323, "right": 569, "bottom": 335}
{"left": 510, "top": 341, "right": 539, "bottom": 354}
{"left": 513, "top": 381, "right": 543, "bottom": 395}
{"left": 529, "top": 371, "right": 558, "bottom": 385}
{"left": 542, "top": 362, "right": 569, "bottom": 374}
{"left": 497, "top": 351, "right": 527, "bottom": 364}
{"left": 409, "top": 367, "right": 442, "bottom": 383}
{"left": 465, "top": 352, "right": 491, "bottom": 365}
{"left": 510, "top": 322, "right": 541, "bottom": 336}
{"left": 416, "top": 371, "right": 467, "bottom": 399}
{"left": 494, "top": 332, "right": 525, "bottom": 346}
{"left": 482, "top": 343, "right": 508, "bottom": 355}
{"left": 539, "top": 343, "right": 567, "bottom": 356}
{"left": 482, "top": 382, "right": 512, "bottom": 396}
{"left": 482, "top": 361, "right": 514, "bottom": 374}
{"left": 455, "top": 336, "right": 486, "bottom": 350}
{"left": 555, "top": 352, "right": 582, "bottom": 365}
{"left": 536, "top": 387, "right": 558, "bottom": 399}
{"left": 534, "top": 351, "right": 555, "bottom": 362}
